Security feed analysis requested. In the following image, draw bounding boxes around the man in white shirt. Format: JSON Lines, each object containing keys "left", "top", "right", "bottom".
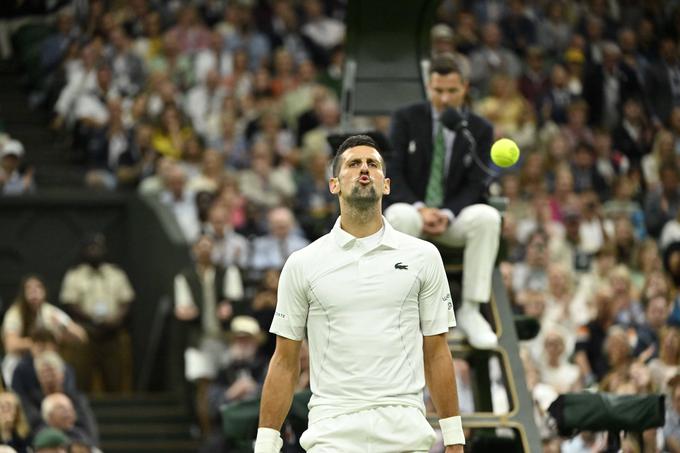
{"left": 255, "top": 135, "right": 464, "bottom": 452}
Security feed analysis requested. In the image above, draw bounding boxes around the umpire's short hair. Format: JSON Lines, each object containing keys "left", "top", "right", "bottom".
{"left": 331, "top": 134, "right": 386, "bottom": 177}
{"left": 429, "top": 53, "right": 464, "bottom": 79}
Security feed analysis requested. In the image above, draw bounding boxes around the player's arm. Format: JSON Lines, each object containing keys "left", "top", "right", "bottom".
{"left": 259, "top": 335, "right": 301, "bottom": 429}
{"left": 256, "top": 335, "right": 301, "bottom": 452}
{"left": 423, "top": 333, "right": 464, "bottom": 452}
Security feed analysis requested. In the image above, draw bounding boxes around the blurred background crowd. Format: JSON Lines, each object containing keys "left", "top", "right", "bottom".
{"left": 4, "top": 0, "right": 680, "bottom": 451}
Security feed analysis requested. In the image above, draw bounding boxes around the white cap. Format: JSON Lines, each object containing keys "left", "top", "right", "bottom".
{"left": 1, "top": 139, "right": 24, "bottom": 158}
{"left": 229, "top": 315, "right": 264, "bottom": 343}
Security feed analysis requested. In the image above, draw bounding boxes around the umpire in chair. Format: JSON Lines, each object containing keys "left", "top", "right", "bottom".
{"left": 384, "top": 53, "right": 501, "bottom": 349}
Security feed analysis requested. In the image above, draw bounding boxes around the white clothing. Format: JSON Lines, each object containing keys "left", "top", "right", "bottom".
{"left": 205, "top": 225, "right": 250, "bottom": 269}
{"left": 1, "top": 303, "right": 73, "bottom": 386}
{"left": 184, "top": 336, "right": 229, "bottom": 381}
{"left": 299, "top": 405, "right": 436, "bottom": 452}
{"left": 2, "top": 303, "right": 71, "bottom": 337}
{"left": 60, "top": 263, "right": 134, "bottom": 321}
{"left": 184, "top": 85, "right": 227, "bottom": 137}
{"left": 159, "top": 189, "right": 200, "bottom": 242}
{"left": 301, "top": 18, "right": 345, "bottom": 51}
{"left": 194, "top": 49, "right": 234, "bottom": 83}
{"left": 384, "top": 202, "right": 501, "bottom": 303}
{"left": 174, "top": 266, "right": 244, "bottom": 336}
{"left": 270, "top": 217, "right": 455, "bottom": 424}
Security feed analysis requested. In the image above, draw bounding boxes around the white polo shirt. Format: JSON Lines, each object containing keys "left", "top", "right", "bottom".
{"left": 270, "top": 217, "right": 455, "bottom": 423}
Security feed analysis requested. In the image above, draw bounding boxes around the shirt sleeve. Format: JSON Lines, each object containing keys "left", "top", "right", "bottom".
{"left": 270, "top": 252, "right": 308, "bottom": 341}
{"left": 1, "top": 306, "right": 22, "bottom": 336}
{"left": 59, "top": 269, "right": 80, "bottom": 305}
{"left": 114, "top": 268, "right": 135, "bottom": 304}
{"left": 419, "top": 244, "right": 456, "bottom": 336}
{"left": 174, "top": 274, "right": 195, "bottom": 308}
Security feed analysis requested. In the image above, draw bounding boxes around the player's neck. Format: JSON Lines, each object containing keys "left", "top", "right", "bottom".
{"left": 339, "top": 206, "right": 383, "bottom": 238}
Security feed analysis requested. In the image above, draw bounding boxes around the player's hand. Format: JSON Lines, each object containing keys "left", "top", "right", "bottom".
{"left": 445, "top": 445, "right": 464, "bottom": 453}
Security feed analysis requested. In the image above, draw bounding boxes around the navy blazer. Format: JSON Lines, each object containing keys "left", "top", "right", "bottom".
{"left": 385, "top": 102, "right": 494, "bottom": 216}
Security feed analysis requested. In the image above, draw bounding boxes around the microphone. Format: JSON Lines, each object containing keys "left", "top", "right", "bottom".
{"left": 440, "top": 107, "right": 467, "bottom": 131}
{"left": 440, "top": 107, "right": 497, "bottom": 178}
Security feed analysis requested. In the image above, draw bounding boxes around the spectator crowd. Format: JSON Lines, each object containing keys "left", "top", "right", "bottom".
{"left": 6, "top": 0, "right": 680, "bottom": 451}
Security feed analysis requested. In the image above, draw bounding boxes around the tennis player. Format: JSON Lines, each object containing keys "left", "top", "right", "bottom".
{"left": 255, "top": 135, "right": 465, "bottom": 452}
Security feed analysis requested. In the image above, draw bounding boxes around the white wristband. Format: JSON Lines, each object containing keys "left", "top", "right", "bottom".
{"left": 254, "top": 427, "right": 283, "bottom": 453}
{"left": 439, "top": 415, "right": 465, "bottom": 445}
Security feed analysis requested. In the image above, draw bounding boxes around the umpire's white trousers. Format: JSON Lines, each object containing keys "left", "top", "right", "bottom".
{"left": 299, "top": 405, "right": 436, "bottom": 452}
{"left": 385, "top": 203, "right": 501, "bottom": 303}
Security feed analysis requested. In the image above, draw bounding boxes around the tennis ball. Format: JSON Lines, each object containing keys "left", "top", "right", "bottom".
{"left": 490, "top": 138, "right": 520, "bottom": 167}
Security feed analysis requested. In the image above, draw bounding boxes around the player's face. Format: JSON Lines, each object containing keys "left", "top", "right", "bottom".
{"left": 329, "top": 146, "right": 390, "bottom": 206}
{"left": 428, "top": 72, "right": 467, "bottom": 112}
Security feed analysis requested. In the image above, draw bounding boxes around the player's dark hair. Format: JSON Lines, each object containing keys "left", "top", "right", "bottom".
{"left": 331, "top": 134, "right": 386, "bottom": 177}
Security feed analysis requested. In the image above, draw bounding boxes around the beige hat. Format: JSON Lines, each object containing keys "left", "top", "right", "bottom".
{"left": 431, "top": 24, "right": 455, "bottom": 42}
{"left": 1, "top": 139, "right": 24, "bottom": 158}
{"left": 229, "top": 315, "right": 265, "bottom": 344}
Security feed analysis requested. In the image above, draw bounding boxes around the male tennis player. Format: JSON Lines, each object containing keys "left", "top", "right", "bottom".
{"left": 255, "top": 135, "right": 465, "bottom": 452}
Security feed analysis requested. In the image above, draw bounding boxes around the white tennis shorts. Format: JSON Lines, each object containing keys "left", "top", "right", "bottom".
{"left": 299, "top": 405, "right": 436, "bottom": 452}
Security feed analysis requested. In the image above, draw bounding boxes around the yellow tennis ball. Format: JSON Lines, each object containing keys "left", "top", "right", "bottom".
{"left": 491, "top": 138, "right": 520, "bottom": 167}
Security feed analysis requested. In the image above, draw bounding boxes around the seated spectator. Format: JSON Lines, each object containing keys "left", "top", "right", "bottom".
{"left": 105, "top": 27, "right": 145, "bottom": 97}
{"left": 294, "top": 150, "right": 337, "bottom": 241}
{"left": 648, "top": 327, "right": 680, "bottom": 393}
{"left": 250, "top": 207, "right": 309, "bottom": 272}
{"left": 31, "top": 427, "right": 69, "bottom": 453}
{"left": 642, "top": 129, "right": 676, "bottom": 193}
{"left": 537, "top": 326, "right": 582, "bottom": 394}
{"left": 13, "top": 351, "right": 94, "bottom": 437}
{"left": 131, "top": 11, "right": 163, "bottom": 63}
{"left": 634, "top": 295, "right": 671, "bottom": 362}
{"left": 186, "top": 148, "right": 227, "bottom": 194}
{"left": 0, "top": 391, "right": 29, "bottom": 452}
{"left": 204, "top": 202, "right": 249, "bottom": 269}
{"left": 152, "top": 106, "right": 194, "bottom": 160}
{"left": 611, "top": 96, "right": 652, "bottom": 167}
{"left": 115, "top": 123, "right": 158, "bottom": 190}
{"left": 148, "top": 34, "right": 195, "bottom": 91}
{"left": 37, "top": 393, "right": 93, "bottom": 446}
{"left": 11, "top": 329, "right": 78, "bottom": 425}
{"left": 602, "top": 175, "right": 645, "bottom": 240}
{"left": 570, "top": 144, "right": 609, "bottom": 198}
{"left": 165, "top": 5, "right": 211, "bottom": 55}
{"left": 184, "top": 70, "right": 227, "bottom": 140}
{"left": 206, "top": 316, "right": 266, "bottom": 421}
{"left": 238, "top": 140, "right": 296, "bottom": 222}
{"left": 469, "top": 22, "right": 522, "bottom": 97}
{"left": 59, "top": 234, "right": 134, "bottom": 393}
{"left": 543, "top": 262, "right": 590, "bottom": 332}
{"left": 298, "top": 0, "right": 344, "bottom": 66}
{"left": 158, "top": 162, "right": 200, "bottom": 242}
{"left": 598, "top": 325, "right": 634, "bottom": 391}
{"left": 251, "top": 268, "right": 280, "bottom": 358}
{"left": 1, "top": 275, "right": 86, "bottom": 387}
{"left": 610, "top": 264, "right": 644, "bottom": 328}
{"left": 645, "top": 165, "right": 680, "bottom": 238}
{"left": 664, "top": 375, "right": 680, "bottom": 452}
{"left": 574, "top": 284, "right": 618, "bottom": 384}
{"left": 512, "top": 229, "right": 549, "bottom": 296}
{"left": 540, "top": 63, "right": 575, "bottom": 125}
{"left": 0, "top": 139, "right": 34, "bottom": 196}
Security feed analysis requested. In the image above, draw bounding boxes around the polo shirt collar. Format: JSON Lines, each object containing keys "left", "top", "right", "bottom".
{"left": 331, "top": 216, "right": 400, "bottom": 249}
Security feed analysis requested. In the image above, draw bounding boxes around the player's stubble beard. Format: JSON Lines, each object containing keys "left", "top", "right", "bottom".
{"left": 342, "top": 181, "right": 381, "bottom": 224}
